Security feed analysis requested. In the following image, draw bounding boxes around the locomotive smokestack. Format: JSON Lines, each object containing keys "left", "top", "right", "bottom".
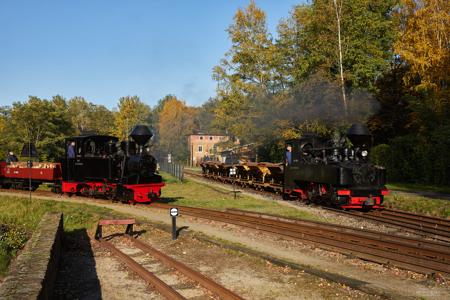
{"left": 130, "top": 125, "right": 153, "bottom": 146}
{"left": 347, "top": 124, "right": 372, "bottom": 148}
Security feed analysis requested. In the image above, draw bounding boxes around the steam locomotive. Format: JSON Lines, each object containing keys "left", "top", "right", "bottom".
{"left": 0, "top": 125, "right": 164, "bottom": 203}
{"left": 283, "top": 124, "right": 387, "bottom": 208}
{"left": 201, "top": 124, "right": 388, "bottom": 209}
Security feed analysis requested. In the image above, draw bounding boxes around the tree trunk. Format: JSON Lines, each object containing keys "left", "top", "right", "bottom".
{"left": 333, "top": 0, "right": 348, "bottom": 116}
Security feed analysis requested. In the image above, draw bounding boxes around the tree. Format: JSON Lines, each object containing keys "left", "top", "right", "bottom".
{"left": 68, "top": 97, "right": 115, "bottom": 135}
{"left": 68, "top": 97, "right": 91, "bottom": 134}
{"left": 88, "top": 105, "right": 115, "bottom": 135}
{"left": 158, "top": 97, "right": 198, "bottom": 161}
{"left": 213, "top": 1, "right": 278, "bottom": 141}
{"left": 114, "top": 96, "right": 152, "bottom": 140}
{"left": 276, "top": 5, "right": 311, "bottom": 87}
{"left": 280, "top": 1, "right": 397, "bottom": 94}
{"left": 197, "top": 97, "right": 219, "bottom": 133}
{"left": 394, "top": 0, "right": 450, "bottom": 92}
{"left": 5, "top": 96, "right": 73, "bottom": 161}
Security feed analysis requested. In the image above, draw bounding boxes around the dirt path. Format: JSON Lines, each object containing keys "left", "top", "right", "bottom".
{"left": 2, "top": 191, "right": 449, "bottom": 299}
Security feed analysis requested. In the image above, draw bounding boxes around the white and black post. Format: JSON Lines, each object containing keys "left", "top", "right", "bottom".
{"left": 170, "top": 207, "right": 179, "bottom": 240}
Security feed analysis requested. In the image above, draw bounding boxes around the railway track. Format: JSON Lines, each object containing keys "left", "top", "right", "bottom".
{"left": 150, "top": 203, "right": 450, "bottom": 276}
{"left": 97, "top": 235, "right": 243, "bottom": 300}
{"left": 184, "top": 171, "right": 450, "bottom": 241}
{"left": 324, "top": 207, "right": 450, "bottom": 243}
{"left": 3, "top": 185, "right": 450, "bottom": 275}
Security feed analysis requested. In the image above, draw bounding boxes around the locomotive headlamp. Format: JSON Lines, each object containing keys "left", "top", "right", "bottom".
{"left": 361, "top": 150, "right": 368, "bottom": 157}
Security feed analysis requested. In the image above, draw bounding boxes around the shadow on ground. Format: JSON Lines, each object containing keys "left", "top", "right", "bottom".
{"left": 155, "top": 197, "right": 184, "bottom": 203}
{"left": 54, "top": 229, "right": 102, "bottom": 300}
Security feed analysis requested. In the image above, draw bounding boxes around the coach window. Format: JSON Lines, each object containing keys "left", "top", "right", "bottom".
{"left": 198, "top": 145, "right": 203, "bottom": 152}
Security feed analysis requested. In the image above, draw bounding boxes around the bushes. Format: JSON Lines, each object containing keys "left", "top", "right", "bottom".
{"left": 0, "top": 224, "right": 29, "bottom": 276}
{"left": 370, "top": 127, "right": 450, "bottom": 185}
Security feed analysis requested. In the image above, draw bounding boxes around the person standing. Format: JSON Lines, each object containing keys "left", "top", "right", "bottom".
{"left": 67, "top": 142, "right": 76, "bottom": 158}
{"left": 6, "top": 151, "right": 18, "bottom": 164}
{"left": 285, "top": 145, "right": 292, "bottom": 166}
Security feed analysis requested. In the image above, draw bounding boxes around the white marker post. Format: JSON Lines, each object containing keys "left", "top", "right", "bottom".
{"left": 170, "top": 207, "right": 179, "bottom": 240}
{"left": 230, "top": 167, "right": 237, "bottom": 199}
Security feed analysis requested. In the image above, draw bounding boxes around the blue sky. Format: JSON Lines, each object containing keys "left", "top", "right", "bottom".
{"left": 0, "top": 1, "right": 304, "bottom": 109}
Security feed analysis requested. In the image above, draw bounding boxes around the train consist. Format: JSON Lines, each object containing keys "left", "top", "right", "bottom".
{"left": 0, "top": 125, "right": 164, "bottom": 203}
{"left": 201, "top": 124, "right": 388, "bottom": 209}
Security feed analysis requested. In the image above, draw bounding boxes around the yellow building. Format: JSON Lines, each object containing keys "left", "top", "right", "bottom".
{"left": 187, "top": 133, "right": 229, "bottom": 166}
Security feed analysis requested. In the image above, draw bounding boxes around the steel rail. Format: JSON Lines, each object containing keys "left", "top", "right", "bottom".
{"left": 176, "top": 209, "right": 450, "bottom": 274}
{"left": 373, "top": 209, "right": 450, "bottom": 229}
{"left": 324, "top": 207, "right": 450, "bottom": 242}
{"left": 127, "top": 236, "right": 244, "bottom": 300}
{"left": 225, "top": 208, "right": 450, "bottom": 254}
{"left": 184, "top": 208, "right": 450, "bottom": 267}
{"left": 154, "top": 203, "right": 449, "bottom": 256}
{"left": 98, "top": 239, "right": 186, "bottom": 300}
{"left": 150, "top": 203, "right": 450, "bottom": 275}
{"left": 185, "top": 171, "right": 450, "bottom": 241}
{"left": 380, "top": 208, "right": 450, "bottom": 225}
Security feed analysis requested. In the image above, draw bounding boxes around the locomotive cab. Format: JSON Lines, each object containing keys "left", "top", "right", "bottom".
{"left": 63, "top": 135, "right": 119, "bottom": 182}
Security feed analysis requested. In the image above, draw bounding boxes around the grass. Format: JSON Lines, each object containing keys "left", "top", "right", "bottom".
{"left": 0, "top": 196, "right": 121, "bottom": 276}
{"left": 159, "top": 172, "right": 323, "bottom": 222}
{"left": 183, "top": 166, "right": 203, "bottom": 174}
{"left": 383, "top": 193, "right": 450, "bottom": 218}
{"left": 386, "top": 182, "right": 450, "bottom": 194}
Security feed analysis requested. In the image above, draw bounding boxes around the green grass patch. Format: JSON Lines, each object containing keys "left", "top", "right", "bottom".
{"left": 0, "top": 196, "right": 121, "bottom": 276}
{"left": 183, "top": 166, "right": 203, "bottom": 174}
{"left": 160, "top": 172, "right": 323, "bottom": 222}
{"left": 384, "top": 193, "right": 450, "bottom": 218}
{"left": 386, "top": 182, "right": 450, "bottom": 194}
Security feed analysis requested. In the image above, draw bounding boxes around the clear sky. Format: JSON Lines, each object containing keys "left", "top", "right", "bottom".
{"left": 0, "top": 0, "right": 304, "bottom": 109}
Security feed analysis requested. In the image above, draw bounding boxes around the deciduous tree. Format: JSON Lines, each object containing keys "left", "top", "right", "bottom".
{"left": 114, "top": 96, "right": 152, "bottom": 140}
{"left": 158, "top": 97, "right": 198, "bottom": 161}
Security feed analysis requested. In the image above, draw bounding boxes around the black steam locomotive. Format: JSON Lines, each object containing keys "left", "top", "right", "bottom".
{"left": 61, "top": 125, "right": 164, "bottom": 203}
{"left": 200, "top": 124, "right": 388, "bottom": 209}
{"left": 283, "top": 124, "right": 387, "bottom": 208}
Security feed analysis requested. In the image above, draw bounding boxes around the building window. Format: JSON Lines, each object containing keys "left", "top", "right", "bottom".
{"left": 209, "top": 136, "right": 213, "bottom": 140}
{"left": 198, "top": 145, "right": 203, "bottom": 152}
{"left": 200, "top": 136, "right": 203, "bottom": 140}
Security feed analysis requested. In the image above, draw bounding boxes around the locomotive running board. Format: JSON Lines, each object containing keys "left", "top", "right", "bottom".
{"left": 95, "top": 219, "right": 136, "bottom": 240}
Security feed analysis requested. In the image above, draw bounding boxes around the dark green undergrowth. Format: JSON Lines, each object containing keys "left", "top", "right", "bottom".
{"left": 0, "top": 196, "right": 120, "bottom": 276}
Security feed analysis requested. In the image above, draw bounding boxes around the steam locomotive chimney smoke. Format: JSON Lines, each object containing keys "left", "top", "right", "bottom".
{"left": 130, "top": 125, "right": 153, "bottom": 146}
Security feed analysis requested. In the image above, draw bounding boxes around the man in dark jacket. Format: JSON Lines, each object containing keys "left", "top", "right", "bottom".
{"left": 6, "top": 151, "right": 18, "bottom": 164}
